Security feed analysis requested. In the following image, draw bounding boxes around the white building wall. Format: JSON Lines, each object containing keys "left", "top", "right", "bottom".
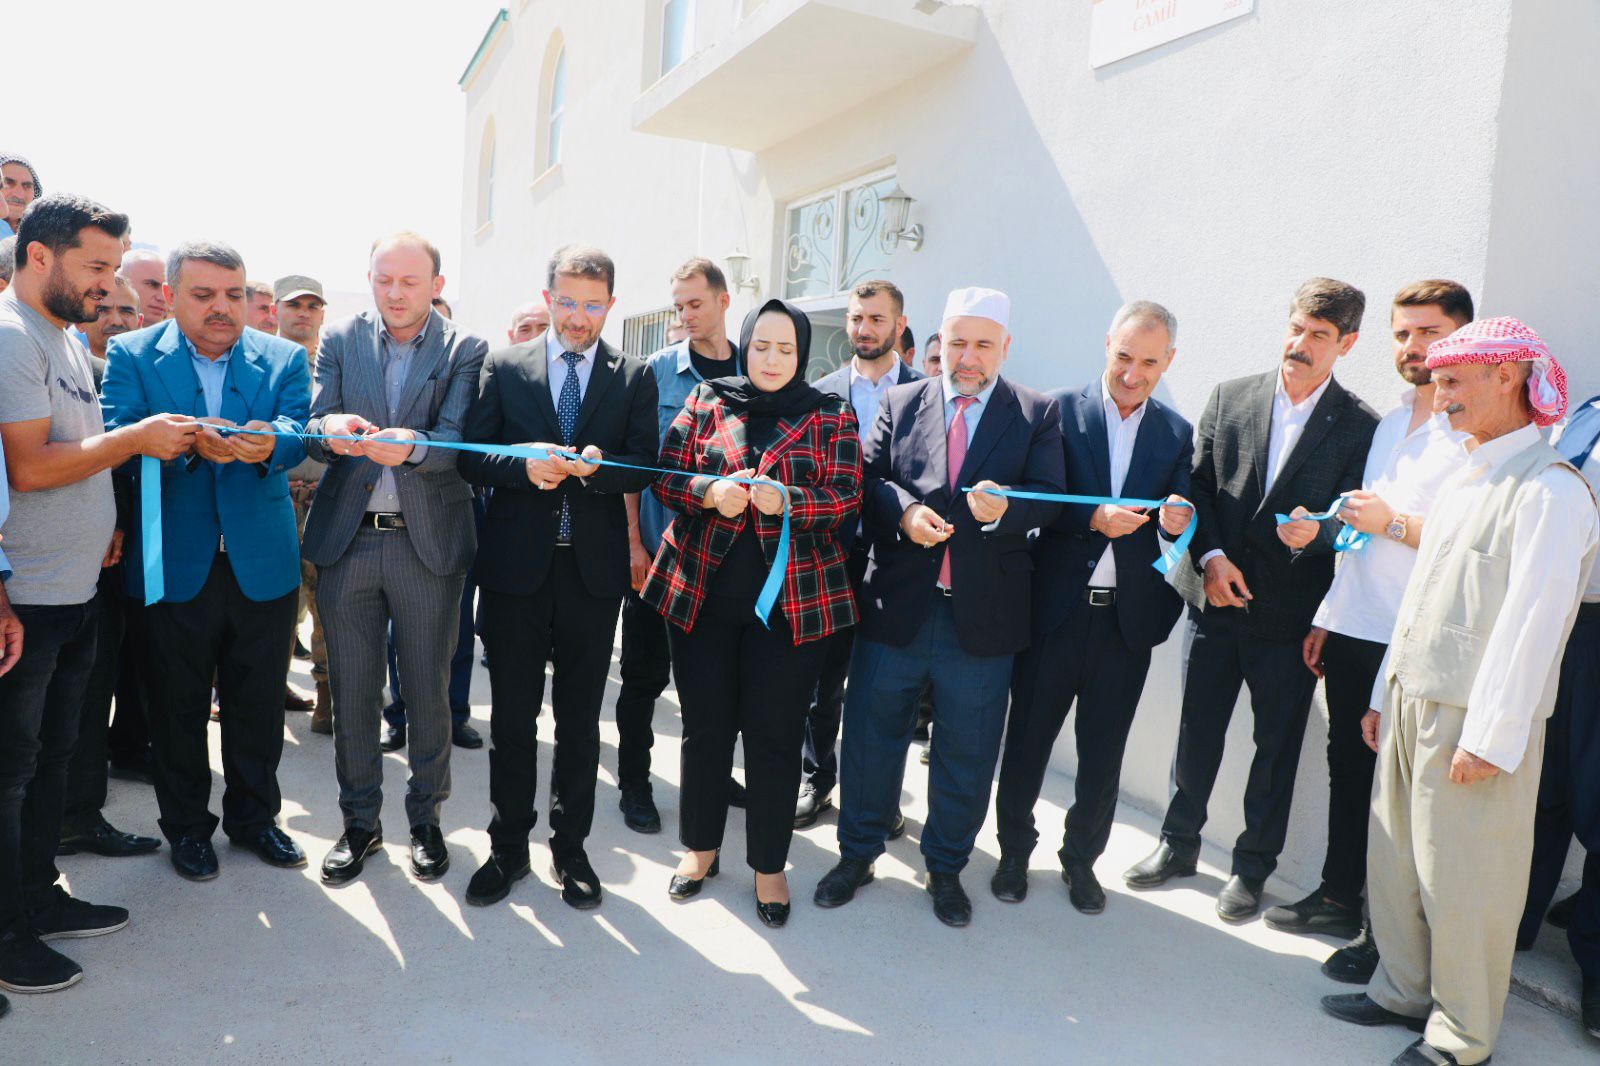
{"left": 459, "top": 0, "right": 1592, "bottom": 892}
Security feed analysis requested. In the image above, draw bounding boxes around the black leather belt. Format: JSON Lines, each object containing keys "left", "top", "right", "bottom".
{"left": 1083, "top": 587, "right": 1116, "bottom": 607}
{"left": 363, "top": 512, "right": 405, "bottom": 531}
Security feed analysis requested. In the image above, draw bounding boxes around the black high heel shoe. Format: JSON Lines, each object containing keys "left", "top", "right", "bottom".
{"left": 755, "top": 876, "right": 791, "bottom": 928}
{"left": 668, "top": 852, "right": 719, "bottom": 900}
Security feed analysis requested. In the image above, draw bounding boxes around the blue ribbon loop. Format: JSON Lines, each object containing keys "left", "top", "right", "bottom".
{"left": 142, "top": 428, "right": 792, "bottom": 627}
{"left": 961, "top": 487, "right": 1195, "bottom": 575}
{"left": 1273, "top": 493, "right": 1369, "bottom": 552}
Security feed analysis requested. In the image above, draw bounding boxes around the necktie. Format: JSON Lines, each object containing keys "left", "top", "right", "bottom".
{"left": 939, "top": 396, "right": 976, "bottom": 589}
{"left": 557, "top": 350, "right": 582, "bottom": 540}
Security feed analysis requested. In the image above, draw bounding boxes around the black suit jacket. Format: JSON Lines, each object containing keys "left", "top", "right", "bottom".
{"left": 459, "top": 335, "right": 659, "bottom": 599}
{"left": 1171, "top": 370, "right": 1379, "bottom": 640}
{"left": 1035, "top": 380, "right": 1193, "bottom": 649}
{"left": 858, "top": 376, "right": 1066, "bottom": 657}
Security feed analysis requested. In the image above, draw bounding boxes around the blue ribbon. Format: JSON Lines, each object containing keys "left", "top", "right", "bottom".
{"left": 1273, "top": 493, "right": 1369, "bottom": 552}
{"left": 140, "top": 429, "right": 793, "bottom": 627}
{"left": 961, "top": 487, "right": 1196, "bottom": 574}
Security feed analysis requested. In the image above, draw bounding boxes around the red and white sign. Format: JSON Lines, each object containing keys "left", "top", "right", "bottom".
{"left": 1089, "top": 0, "right": 1255, "bottom": 68}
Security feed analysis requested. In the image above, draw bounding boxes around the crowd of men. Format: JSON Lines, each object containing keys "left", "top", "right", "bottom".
{"left": 0, "top": 148, "right": 1596, "bottom": 1066}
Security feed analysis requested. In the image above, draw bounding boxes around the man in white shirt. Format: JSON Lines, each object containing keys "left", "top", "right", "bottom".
{"left": 1517, "top": 388, "right": 1600, "bottom": 1040}
{"left": 1322, "top": 318, "right": 1597, "bottom": 1066}
{"left": 1265, "top": 282, "right": 1473, "bottom": 968}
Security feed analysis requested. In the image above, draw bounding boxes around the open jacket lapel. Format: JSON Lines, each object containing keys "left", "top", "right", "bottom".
{"left": 1260, "top": 378, "right": 1347, "bottom": 514}
{"left": 1245, "top": 372, "right": 1276, "bottom": 509}
{"left": 522, "top": 335, "right": 561, "bottom": 438}
{"left": 151, "top": 321, "right": 201, "bottom": 416}
{"left": 956, "top": 378, "right": 1019, "bottom": 488}
{"left": 911, "top": 378, "right": 949, "bottom": 498}
{"left": 571, "top": 339, "right": 619, "bottom": 440}
{"left": 223, "top": 335, "right": 267, "bottom": 425}
{"left": 1081, "top": 380, "right": 1112, "bottom": 496}
{"left": 396, "top": 311, "right": 450, "bottom": 421}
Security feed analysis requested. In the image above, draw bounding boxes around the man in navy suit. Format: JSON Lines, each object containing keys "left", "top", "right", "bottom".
{"left": 815, "top": 286, "right": 1066, "bottom": 927}
{"left": 102, "top": 241, "right": 311, "bottom": 883}
{"left": 991, "top": 301, "right": 1193, "bottom": 913}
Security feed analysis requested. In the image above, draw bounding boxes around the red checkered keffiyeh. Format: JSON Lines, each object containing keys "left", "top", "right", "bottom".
{"left": 1425, "top": 316, "right": 1567, "bottom": 427}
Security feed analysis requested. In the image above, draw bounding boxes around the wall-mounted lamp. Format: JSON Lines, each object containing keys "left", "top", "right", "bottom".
{"left": 880, "top": 183, "right": 924, "bottom": 252}
{"left": 723, "top": 249, "right": 762, "bottom": 294}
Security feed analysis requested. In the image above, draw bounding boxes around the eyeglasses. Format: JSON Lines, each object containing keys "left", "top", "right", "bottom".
{"left": 553, "top": 297, "right": 608, "bottom": 317}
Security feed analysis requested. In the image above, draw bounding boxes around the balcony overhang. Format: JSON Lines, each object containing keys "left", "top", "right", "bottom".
{"left": 631, "top": 0, "right": 980, "bottom": 152}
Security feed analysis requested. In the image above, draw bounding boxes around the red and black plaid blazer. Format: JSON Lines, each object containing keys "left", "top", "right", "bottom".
{"left": 640, "top": 382, "right": 862, "bottom": 643}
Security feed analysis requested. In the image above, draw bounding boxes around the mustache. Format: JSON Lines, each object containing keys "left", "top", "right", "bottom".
{"left": 1284, "top": 351, "right": 1313, "bottom": 366}
{"left": 1445, "top": 402, "right": 1466, "bottom": 415}
{"left": 205, "top": 315, "right": 235, "bottom": 326}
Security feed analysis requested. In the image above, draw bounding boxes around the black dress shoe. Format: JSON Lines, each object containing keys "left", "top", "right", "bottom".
{"left": 1321, "top": 992, "right": 1427, "bottom": 1032}
{"left": 1323, "top": 921, "right": 1382, "bottom": 984}
{"left": 1264, "top": 890, "right": 1361, "bottom": 938}
{"left": 927, "top": 871, "right": 972, "bottom": 927}
{"left": 284, "top": 687, "right": 314, "bottom": 712}
{"left": 293, "top": 637, "right": 312, "bottom": 660}
{"left": 58, "top": 816, "right": 160, "bottom": 857}
{"left": 1583, "top": 974, "right": 1600, "bottom": 1039}
{"left": 170, "top": 836, "right": 219, "bottom": 881}
{"left": 814, "top": 858, "right": 874, "bottom": 908}
{"left": 991, "top": 854, "right": 1029, "bottom": 903}
{"left": 551, "top": 853, "right": 603, "bottom": 910}
{"left": 793, "top": 783, "right": 834, "bottom": 829}
{"left": 1549, "top": 891, "right": 1578, "bottom": 930}
{"left": 451, "top": 720, "right": 483, "bottom": 749}
{"left": 1061, "top": 859, "right": 1106, "bottom": 914}
{"left": 321, "top": 824, "right": 383, "bottom": 885}
{"left": 1122, "top": 842, "right": 1197, "bottom": 888}
{"left": 0, "top": 930, "right": 82, "bottom": 994}
{"left": 728, "top": 778, "right": 747, "bottom": 809}
{"left": 410, "top": 825, "right": 449, "bottom": 881}
{"left": 230, "top": 826, "right": 306, "bottom": 869}
{"left": 620, "top": 787, "right": 662, "bottom": 834}
{"left": 1390, "top": 1038, "right": 1471, "bottom": 1065}
{"left": 887, "top": 812, "right": 908, "bottom": 841}
{"left": 668, "top": 853, "right": 719, "bottom": 900}
{"left": 380, "top": 722, "right": 406, "bottom": 752}
{"left": 756, "top": 897, "right": 791, "bottom": 928}
{"left": 1216, "top": 874, "right": 1264, "bottom": 922}
{"left": 465, "top": 850, "right": 530, "bottom": 906}
{"left": 32, "top": 886, "right": 129, "bottom": 941}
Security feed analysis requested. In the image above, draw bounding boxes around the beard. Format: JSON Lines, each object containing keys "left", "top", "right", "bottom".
{"left": 42, "top": 266, "right": 104, "bottom": 325}
{"left": 1397, "top": 359, "right": 1432, "bottom": 386}
{"left": 852, "top": 335, "right": 896, "bottom": 362}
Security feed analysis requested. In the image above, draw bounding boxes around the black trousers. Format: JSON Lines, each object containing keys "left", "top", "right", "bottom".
{"left": 1318, "top": 630, "right": 1387, "bottom": 909}
{"left": 108, "top": 598, "right": 150, "bottom": 767}
{"left": 1519, "top": 608, "right": 1600, "bottom": 976}
{"left": 144, "top": 554, "right": 297, "bottom": 843}
{"left": 0, "top": 597, "right": 98, "bottom": 933}
{"left": 62, "top": 566, "right": 127, "bottom": 829}
{"left": 1161, "top": 609, "right": 1319, "bottom": 882}
{"left": 801, "top": 624, "right": 853, "bottom": 794}
{"left": 996, "top": 598, "right": 1152, "bottom": 864}
{"left": 669, "top": 595, "right": 828, "bottom": 873}
{"left": 615, "top": 590, "right": 671, "bottom": 791}
{"left": 480, "top": 550, "right": 620, "bottom": 862}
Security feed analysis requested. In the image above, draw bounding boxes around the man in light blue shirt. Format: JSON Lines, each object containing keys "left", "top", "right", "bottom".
{"left": 615, "top": 258, "right": 741, "bottom": 833}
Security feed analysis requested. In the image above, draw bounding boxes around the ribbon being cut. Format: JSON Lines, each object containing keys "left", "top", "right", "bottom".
{"left": 1273, "top": 493, "right": 1370, "bottom": 552}
{"left": 962, "top": 486, "right": 1196, "bottom": 574}
{"left": 137, "top": 426, "right": 793, "bottom": 624}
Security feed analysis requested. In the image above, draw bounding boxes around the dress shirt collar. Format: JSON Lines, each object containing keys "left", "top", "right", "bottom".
{"left": 850, "top": 357, "right": 904, "bottom": 389}
{"left": 941, "top": 372, "right": 997, "bottom": 411}
{"left": 177, "top": 329, "right": 238, "bottom": 366}
{"left": 379, "top": 315, "right": 429, "bottom": 349}
{"left": 1100, "top": 373, "right": 1148, "bottom": 426}
{"left": 1275, "top": 368, "right": 1332, "bottom": 413}
{"left": 1465, "top": 422, "right": 1541, "bottom": 470}
{"left": 546, "top": 326, "right": 599, "bottom": 363}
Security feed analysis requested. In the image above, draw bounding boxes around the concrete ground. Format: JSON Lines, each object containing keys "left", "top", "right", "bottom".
{"left": 6, "top": 633, "right": 1596, "bottom": 1065}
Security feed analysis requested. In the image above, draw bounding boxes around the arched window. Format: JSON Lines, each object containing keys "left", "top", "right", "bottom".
{"left": 537, "top": 33, "right": 567, "bottom": 173}
{"left": 476, "top": 119, "right": 496, "bottom": 228}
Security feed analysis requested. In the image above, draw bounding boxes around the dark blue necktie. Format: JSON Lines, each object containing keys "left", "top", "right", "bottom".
{"left": 557, "top": 350, "right": 582, "bottom": 540}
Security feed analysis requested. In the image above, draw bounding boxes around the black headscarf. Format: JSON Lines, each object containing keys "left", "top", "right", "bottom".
{"left": 705, "top": 298, "right": 829, "bottom": 418}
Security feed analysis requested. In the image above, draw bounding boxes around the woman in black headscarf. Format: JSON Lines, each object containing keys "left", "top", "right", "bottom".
{"left": 640, "top": 299, "right": 862, "bottom": 927}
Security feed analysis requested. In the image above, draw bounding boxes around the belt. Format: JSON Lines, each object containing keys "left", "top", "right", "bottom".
{"left": 1083, "top": 587, "right": 1116, "bottom": 607}
{"left": 1580, "top": 601, "right": 1600, "bottom": 621}
{"left": 362, "top": 512, "right": 406, "bottom": 531}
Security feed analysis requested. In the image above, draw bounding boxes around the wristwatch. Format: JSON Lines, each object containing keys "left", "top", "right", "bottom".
{"left": 1386, "top": 513, "right": 1408, "bottom": 542}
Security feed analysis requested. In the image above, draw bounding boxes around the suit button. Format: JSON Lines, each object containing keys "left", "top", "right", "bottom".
{"left": 363, "top": 483, "right": 373, "bottom": 491}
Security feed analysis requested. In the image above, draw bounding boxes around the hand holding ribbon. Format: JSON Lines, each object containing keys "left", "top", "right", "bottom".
{"left": 1274, "top": 492, "right": 1369, "bottom": 553}
{"left": 961, "top": 486, "right": 1196, "bottom": 574}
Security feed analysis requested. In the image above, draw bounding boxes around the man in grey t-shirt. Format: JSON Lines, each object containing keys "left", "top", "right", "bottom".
{"left": 0, "top": 195, "right": 195, "bottom": 996}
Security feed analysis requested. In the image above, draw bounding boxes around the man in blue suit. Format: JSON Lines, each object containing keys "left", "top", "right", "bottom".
{"left": 816, "top": 286, "right": 1066, "bottom": 927}
{"left": 102, "top": 241, "right": 310, "bottom": 883}
{"left": 991, "top": 301, "right": 1193, "bottom": 912}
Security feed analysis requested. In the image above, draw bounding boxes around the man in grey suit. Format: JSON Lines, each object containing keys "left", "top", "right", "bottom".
{"left": 797, "top": 279, "right": 923, "bottom": 830}
{"left": 300, "top": 232, "right": 488, "bottom": 886}
{"left": 1124, "top": 278, "right": 1380, "bottom": 922}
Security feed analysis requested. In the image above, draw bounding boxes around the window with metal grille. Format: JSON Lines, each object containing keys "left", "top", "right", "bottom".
{"left": 622, "top": 306, "right": 676, "bottom": 358}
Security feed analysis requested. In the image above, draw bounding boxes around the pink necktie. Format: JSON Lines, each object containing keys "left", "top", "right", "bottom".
{"left": 939, "top": 396, "right": 976, "bottom": 589}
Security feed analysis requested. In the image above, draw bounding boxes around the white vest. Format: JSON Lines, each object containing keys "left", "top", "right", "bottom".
{"left": 1387, "top": 439, "right": 1594, "bottom": 713}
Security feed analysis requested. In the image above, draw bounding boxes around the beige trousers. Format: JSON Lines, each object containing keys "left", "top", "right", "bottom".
{"left": 1366, "top": 683, "right": 1545, "bottom": 1065}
